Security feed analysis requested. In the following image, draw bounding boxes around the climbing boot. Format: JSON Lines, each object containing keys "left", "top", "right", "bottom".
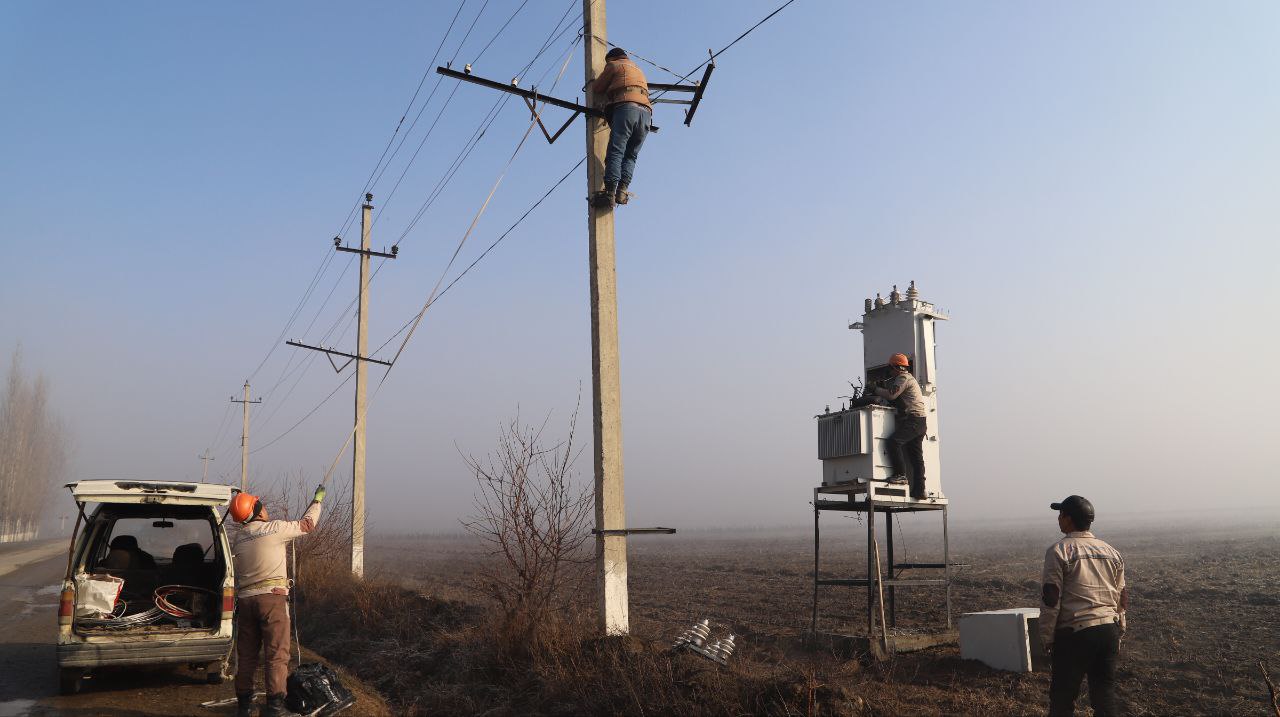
{"left": 614, "top": 183, "right": 630, "bottom": 205}
{"left": 259, "top": 693, "right": 296, "bottom": 717}
{"left": 886, "top": 474, "right": 908, "bottom": 485}
{"left": 235, "top": 692, "right": 254, "bottom": 717}
{"left": 591, "top": 183, "right": 617, "bottom": 209}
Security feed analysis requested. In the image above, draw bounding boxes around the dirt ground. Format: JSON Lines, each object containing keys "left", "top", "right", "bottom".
{"left": 358, "top": 518, "right": 1280, "bottom": 716}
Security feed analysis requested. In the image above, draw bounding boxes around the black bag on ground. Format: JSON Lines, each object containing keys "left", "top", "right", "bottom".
{"left": 285, "top": 662, "right": 356, "bottom": 716}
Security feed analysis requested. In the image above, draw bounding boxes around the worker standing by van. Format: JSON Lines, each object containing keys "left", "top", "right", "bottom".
{"left": 228, "top": 485, "right": 325, "bottom": 717}
{"left": 590, "top": 47, "right": 651, "bottom": 208}
{"left": 1040, "top": 495, "right": 1127, "bottom": 717}
{"left": 873, "top": 353, "right": 929, "bottom": 499}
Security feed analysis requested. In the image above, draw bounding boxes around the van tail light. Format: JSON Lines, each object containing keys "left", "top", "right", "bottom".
{"left": 59, "top": 587, "right": 75, "bottom": 626}
{"left": 221, "top": 587, "right": 235, "bottom": 620}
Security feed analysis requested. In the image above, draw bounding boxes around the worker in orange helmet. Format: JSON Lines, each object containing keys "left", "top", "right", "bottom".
{"left": 872, "top": 353, "right": 929, "bottom": 500}
{"left": 228, "top": 485, "right": 324, "bottom": 717}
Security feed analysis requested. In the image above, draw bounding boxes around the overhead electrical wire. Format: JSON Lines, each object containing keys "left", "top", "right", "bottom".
{"left": 334, "top": 0, "right": 471, "bottom": 241}
{"left": 216, "top": 0, "right": 479, "bottom": 419}
{"left": 652, "top": 0, "right": 800, "bottom": 103}
{"left": 237, "top": 4, "right": 598, "bottom": 462}
{"left": 204, "top": 2, "right": 492, "bottom": 458}
{"left": 248, "top": 13, "right": 584, "bottom": 461}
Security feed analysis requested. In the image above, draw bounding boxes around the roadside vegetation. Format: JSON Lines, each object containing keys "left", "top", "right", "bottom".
{"left": 289, "top": 409, "right": 876, "bottom": 715}
{"left": 0, "top": 346, "right": 68, "bottom": 541}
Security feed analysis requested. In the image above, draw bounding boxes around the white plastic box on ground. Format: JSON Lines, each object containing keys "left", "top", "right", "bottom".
{"left": 958, "top": 608, "right": 1045, "bottom": 673}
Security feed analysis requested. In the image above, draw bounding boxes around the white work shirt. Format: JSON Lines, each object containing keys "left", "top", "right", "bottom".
{"left": 1040, "top": 530, "right": 1126, "bottom": 647}
{"left": 230, "top": 501, "right": 321, "bottom": 598}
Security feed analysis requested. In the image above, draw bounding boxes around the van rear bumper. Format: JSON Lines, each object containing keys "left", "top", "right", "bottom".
{"left": 57, "top": 636, "right": 231, "bottom": 668}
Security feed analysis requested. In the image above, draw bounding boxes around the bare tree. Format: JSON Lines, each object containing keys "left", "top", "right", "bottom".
{"left": 461, "top": 399, "right": 593, "bottom": 646}
{"left": 0, "top": 347, "right": 69, "bottom": 541}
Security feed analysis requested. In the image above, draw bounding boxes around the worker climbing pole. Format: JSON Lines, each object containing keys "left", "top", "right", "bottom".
{"left": 588, "top": 46, "right": 653, "bottom": 208}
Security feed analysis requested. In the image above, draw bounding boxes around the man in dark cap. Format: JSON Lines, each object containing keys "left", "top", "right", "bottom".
{"left": 589, "top": 47, "right": 651, "bottom": 207}
{"left": 1040, "top": 495, "right": 1128, "bottom": 717}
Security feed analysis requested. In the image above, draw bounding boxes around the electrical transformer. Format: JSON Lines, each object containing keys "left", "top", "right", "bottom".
{"left": 816, "top": 282, "right": 948, "bottom": 500}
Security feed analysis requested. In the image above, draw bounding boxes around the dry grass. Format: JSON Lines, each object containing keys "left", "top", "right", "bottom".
{"left": 282, "top": 522, "right": 1280, "bottom": 716}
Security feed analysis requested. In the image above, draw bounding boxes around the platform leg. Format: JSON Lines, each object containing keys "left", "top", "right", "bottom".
{"left": 866, "top": 495, "right": 876, "bottom": 638}
{"left": 943, "top": 504, "right": 952, "bottom": 630}
{"left": 811, "top": 491, "right": 819, "bottom": 633}
{"left": 886, "top": 511, "right": 896, "bottom": 628}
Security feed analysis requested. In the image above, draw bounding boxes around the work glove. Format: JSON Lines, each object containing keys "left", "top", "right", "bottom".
{"left": 312, "top": 484, "right": 326, "bottom": 504}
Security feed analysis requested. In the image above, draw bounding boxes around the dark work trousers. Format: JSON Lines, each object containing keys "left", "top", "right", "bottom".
{"left": 887, "top": 415, "right": 927, "bottom": 494}
{"left": 235, "top": 593, "right": 292, "bottom": 696}
{"left": 1049, "top": 622, "right": 1121, "bottom": 717}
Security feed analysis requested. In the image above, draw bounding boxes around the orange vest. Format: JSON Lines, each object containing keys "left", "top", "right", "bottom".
{"left": 593, "top": 58, "right": 651, "bottom": 110}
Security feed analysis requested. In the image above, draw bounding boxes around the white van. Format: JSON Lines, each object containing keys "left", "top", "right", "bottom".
{"left": 57, "top": 480, "right": 237, "bottom": 694}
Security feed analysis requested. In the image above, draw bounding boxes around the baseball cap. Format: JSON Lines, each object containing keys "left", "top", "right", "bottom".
{"left": 1050, "top": 495, "right": 1095, "bottom": 522}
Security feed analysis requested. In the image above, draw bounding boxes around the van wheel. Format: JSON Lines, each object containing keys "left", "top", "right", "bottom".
{"left": 59, "top": 668, "right": 84, "bottom": 695}
{"left": 206, "top": 661, "right": 225, "bottom": 684}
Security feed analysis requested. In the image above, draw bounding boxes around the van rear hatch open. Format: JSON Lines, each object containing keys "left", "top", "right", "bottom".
{"left": 68, "top": 480, "right": 235, "bottom": 506}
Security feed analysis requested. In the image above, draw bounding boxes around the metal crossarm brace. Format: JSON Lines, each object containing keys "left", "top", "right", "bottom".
{"left": 285, "top": 340, "right": 393, "bottom": 368}
{"left": 522, "top": 97, "right": 580, "bottom": 145}
{"left": 436, "top": 66, "right": 606, "bottom": 119}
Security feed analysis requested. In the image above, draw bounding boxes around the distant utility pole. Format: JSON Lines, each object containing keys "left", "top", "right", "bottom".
{"left": 286, "top": 193, "right": 397, "bottom": 578}
{"left": 231, "top": 382, "right": 262, "bottom": 491}
{"left": 198, "top": 450, "right": 215, "bottom": 484}
{"left": 582, "top": 0, "right": 630, "bottom": 636}
{"left": 59, "top": 515, "right": 67, "bottom": 533}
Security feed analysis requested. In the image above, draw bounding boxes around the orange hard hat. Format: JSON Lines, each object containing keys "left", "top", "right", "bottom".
{"left": 228, "top": 493, "right": 261, "bottom": 523}
{"left": 889, "top": 353, "right": 910, "bottom": 367}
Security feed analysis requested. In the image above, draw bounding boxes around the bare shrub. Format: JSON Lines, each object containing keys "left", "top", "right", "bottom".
{"left": 0, "top": 346, "right": 69, "bottom": 540}
{"left": 460, "top": 400, "right": 593, "bottom": 649}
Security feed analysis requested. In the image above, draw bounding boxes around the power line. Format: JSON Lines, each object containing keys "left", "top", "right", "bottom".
{"left": 253, "top": 132, "right": 579, "bottom": 462}
{"left": 335, "top": 0, "right": 471, "bottom": 241}
{"left": 430, "top": 156, "right": 584, "bottom": 307}
{"left": 657, "top": 0, "right": 800, "bottom": 99}
{"left": 471, "top": 0, "right": 532, "bottom": 65}
{"left": 250, "top": 372, "right": 355, "bottom": 456}
{"left": 240, "top": 5, "right": 586, "bottom": 462}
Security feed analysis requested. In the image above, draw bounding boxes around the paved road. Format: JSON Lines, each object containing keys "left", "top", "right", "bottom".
{"left": 0, "top": 547, "right": 390, "bottom": 717}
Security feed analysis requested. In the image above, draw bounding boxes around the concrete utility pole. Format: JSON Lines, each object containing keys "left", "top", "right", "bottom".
{"left": 198, "top": 450, "right": 214, "bottom": 484}
{"left": 231, "top": 382, "right": 262, "bottom": 491}
{"left": 583, "top": 0, "right": 629, "bottom": 636}
{"left": 351, "top": 196, "right": 373, "bottom": 579}
{"left": 284, "top": 194, "right": 396, "bottom": 578}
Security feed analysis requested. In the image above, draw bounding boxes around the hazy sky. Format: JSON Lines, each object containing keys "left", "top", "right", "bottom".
{"left": 3, "top": 1, "right": 1276, "bottom": 533}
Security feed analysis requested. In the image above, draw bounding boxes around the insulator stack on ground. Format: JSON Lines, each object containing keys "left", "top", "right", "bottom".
{"left": 671, "top": 618, "right": 711, "bottom": 649}
{"left": 671, "top": 620, "right": 736, "bottom": 666}
{"left": 707, "top": 634, "right": 736, "bottom": 664}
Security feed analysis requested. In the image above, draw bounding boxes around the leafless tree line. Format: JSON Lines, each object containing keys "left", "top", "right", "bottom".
{"left": 0, "top": 347, "right": 69, "bottom": 541}
{"left": 461, "top": 399, "right": 594, "bottom": 647}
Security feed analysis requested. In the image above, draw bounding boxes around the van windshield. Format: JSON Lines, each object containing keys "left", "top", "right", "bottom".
{"left": 104, "top": 518, "right": 214, "bottom": 568}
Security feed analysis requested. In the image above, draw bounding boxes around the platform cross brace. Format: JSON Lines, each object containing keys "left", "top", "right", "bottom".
{"left": 817, "top": 578, "right": 948, "bottom": 587}
{"left": 285, "top": 340, "right": 393, "bottom": 372}
{"left": 591, "top": 527, "right": 677, "bottom": 536}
